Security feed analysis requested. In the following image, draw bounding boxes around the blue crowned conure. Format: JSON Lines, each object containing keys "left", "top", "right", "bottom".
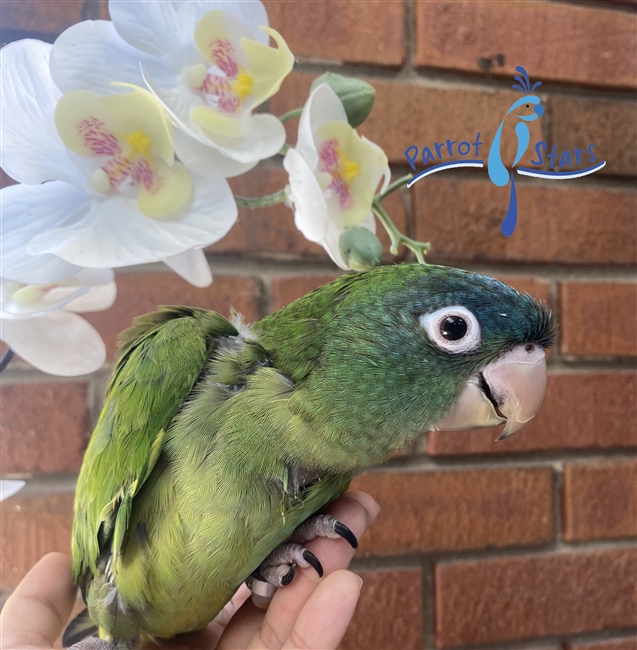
{"left": 63, "top": 264, "right": 556, "bottom": 649}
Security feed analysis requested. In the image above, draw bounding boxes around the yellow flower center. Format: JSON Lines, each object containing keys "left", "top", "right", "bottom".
{"left": 340, "top": 155, "right": 360, "bottom": 183}
{"left": 233, "top": 71, "right": 254, "bottom": 100}
{"left": 127, "top": 130, "right": 151, "bottom": 155}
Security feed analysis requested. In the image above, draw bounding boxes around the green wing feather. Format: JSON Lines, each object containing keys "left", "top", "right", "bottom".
{"left": 71, "top": 306, "right": 237, "bottom": 584}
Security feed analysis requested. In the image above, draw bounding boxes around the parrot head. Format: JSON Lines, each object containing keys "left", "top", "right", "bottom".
{"left": 267, "top": 264, "right": 557, "bottom": 448}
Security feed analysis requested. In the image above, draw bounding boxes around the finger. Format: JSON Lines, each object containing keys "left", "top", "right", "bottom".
{"left": 0, "top": 552, "right": 77, "bottom": 649}
{"left": 241, "top": 491, "right": 379, "bottom": 650}
{"left": 283, "top": 570, "right": 362, "bottom": 650}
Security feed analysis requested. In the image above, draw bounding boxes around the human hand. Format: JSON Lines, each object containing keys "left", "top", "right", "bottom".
{"left": 1, "top": 491, "right": 380, "bottom": 650}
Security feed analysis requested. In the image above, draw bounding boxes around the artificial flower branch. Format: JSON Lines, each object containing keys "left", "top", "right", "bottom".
{"left": 278, "top": 108, "right": 304, "bottom": 123}
{"left": 372, "top": 199, "right": 430, "bottom": 265}
{"left": 234, "top": 188, "right": 291, "bottom": 209}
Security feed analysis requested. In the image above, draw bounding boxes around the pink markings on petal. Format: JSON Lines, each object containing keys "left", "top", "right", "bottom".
{"left": 102, "top": 155, "right": 134, "bottom": 189}
{"left": 318, "top": 139, "right": 340, "bottom": 174}
{"left": 131, "top": 159, "right": 165, "bottom": 195}
{"left": 217, "top": 93, "right": 240, "bottom": 113}
{"left": 78, "top": 117, "right": 121, "bottom": 157}
{"left": 329, "top": 176, "right": 354, "bottom": 210}
{"left": 199, "top": 74, "right": 231, "bottom": 96}
{"left": 209, "top": 38, "right": 238, "bottom": 77}
{"left": 318, "top": 139, "right": 354, "bottom": 210}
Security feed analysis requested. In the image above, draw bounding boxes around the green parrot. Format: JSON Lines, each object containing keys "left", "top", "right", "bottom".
{"left": 63, "top": 263, "right": 556, "bottom": 649}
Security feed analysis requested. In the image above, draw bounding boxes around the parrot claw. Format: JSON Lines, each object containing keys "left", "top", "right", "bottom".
{"left": 281, "top": 562, "right": 296, "bottom": 585}
{"left": 290, "top": 514, "right": 359, "bottom": 549}
{"left": 333, "top": 521, "right": 359, "bottom": 549}
{"left": 302, "top": 549, "right": 324, "bottom": 577}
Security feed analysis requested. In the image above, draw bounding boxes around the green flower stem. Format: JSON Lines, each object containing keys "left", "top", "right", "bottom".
{"left": 235, "top": 188, "right": 290, "bottom": 209}
{"left": 372, "top": 199, "right": 430, "bottom": 265}
{"left": 278, "top": 108, "right": 303, "bottom": 123}
{"left": 279, "top": 143, "right": 291, "bottom": 155}
{"left": 377, "top": 173, "right": 413, "bottom": 202}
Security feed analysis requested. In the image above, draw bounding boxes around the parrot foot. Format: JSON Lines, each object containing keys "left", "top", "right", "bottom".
{"left": 247, "top": 514, "right": 359, "bottom": 607}
{"left": 290, "top": 514, "right": 359, "bottom": 549}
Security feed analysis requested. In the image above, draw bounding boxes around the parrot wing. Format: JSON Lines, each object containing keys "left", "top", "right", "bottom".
{"left": 71, "top": 306, "right": 238, "bottom": 585}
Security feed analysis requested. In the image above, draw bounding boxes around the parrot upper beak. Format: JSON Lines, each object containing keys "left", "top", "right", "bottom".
{"left": 431, "top": 344, "right": 548, "bottom": 441}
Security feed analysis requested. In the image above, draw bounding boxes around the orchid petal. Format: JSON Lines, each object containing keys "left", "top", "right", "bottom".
{"left": 0, "top": 481, "right": 25, "bottom": 502}
{"left": 0, "top": 40, "right": 83, "bottom": 186}
{"left": 51, "top": 20, "right": 176, "bottom": 96}
{"left": 202, "top": 113, "right": 286, "bottom": 163}
{"left": 110, "top": 0, "right": 269, "bottom": 67}
{"left": 1, "top": 311, "right": 106, "bottom": 376}
{"left": 240, "top": 27, "right": 294, "bottom": 113}
{"left": 174, "top": 130, "right": 257, "bottom": 178}
{"left": 194, "top": 10, "right": 253, "bottom": 70}
{"left": 27, "top": 173, "right": 236, "bottom": 268}
{"left": 283, "top": 149, "right": 329, "bottom": 241}
{"left": 0, "top": 182, "right": 88, "bottom": 284}
{"left": 133, "top": 159, "right": 193, "bottom": 219}
{"left": 3, "top": 284, "right": 89, "bottom": 316}
{"left": 318, "top": 120, "right": 389, "bottom": 228}
{"left": 65, "top": 280, "right": 117, "bottom": 313}
{"left": 297, "top": 84, "right": 348, "bottom": 171}
{"left": 163, "top": 248, "right": 212, "bottom": 287}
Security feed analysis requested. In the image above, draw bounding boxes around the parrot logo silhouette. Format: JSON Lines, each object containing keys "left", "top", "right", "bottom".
{"left": 488, "top": 66, "right": 544, "bottom": 236}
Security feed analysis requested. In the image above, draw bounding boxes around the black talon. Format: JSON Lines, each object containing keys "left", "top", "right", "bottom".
{"left": 334, "top": 521, "right": 358, "bottom": 549}
{"left": 281, "top": 562, "right": 296, "bottom": 586}
{"left": 302, "top": 549, "right": 324, "bottom": 577}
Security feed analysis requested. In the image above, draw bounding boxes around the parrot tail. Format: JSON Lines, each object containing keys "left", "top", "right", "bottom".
{"left": 62, "top": 608, "right": 98, "bottom": 647}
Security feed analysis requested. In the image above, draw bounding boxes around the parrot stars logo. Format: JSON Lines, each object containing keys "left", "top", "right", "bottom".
{"left": 404, "top": 66, "right": 606, "bottom": 236}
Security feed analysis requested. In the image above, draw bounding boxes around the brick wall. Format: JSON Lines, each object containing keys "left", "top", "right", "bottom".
{"left": 1, "top": 1, "right": 636, "bottom": 649}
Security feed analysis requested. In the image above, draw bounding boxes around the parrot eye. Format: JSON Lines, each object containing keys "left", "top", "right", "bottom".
{"left": 419, "top": 306, "right": 481, "bottom": 353}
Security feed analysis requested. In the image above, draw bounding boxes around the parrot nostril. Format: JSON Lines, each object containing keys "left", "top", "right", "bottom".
{"left": 525, "top": 344, "right": 535, "bottom": 353}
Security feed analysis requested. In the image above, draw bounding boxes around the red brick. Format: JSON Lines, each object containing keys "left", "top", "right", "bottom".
{"left": 102, "top": 0, "right": 405, "bottom": 66}
{"left": 412, "top": 178, "right": 636, "bottom": 266}
{"left": 435, "top": 548, "right": 637, "bottom": 647}
{"left": 270, "top": 274, "right": 341, "bottom": 312}
{"left": 271, "top": 73, "right": 545, "bottom": 167}
{"left": 1, "top": 0, "right": 85, "bottom": 36}
{"left": 351, "top": 467, "right": 554, "bottom": 555}
{"left": 341, "top": 568, "right": 423, "bottom": 650}
{"left": 0, "top": 382, "right": 89, "bottom": 474}
{"left": 560, "top": 282, "right": 637, "bottom": 356}
{"left": 83, "top": 272, "right": 262, "bottom": 359}
{"left": 566, "top": 637, "right": 637, "bottom": 650}
{"left": 0, "top": 491, "right": 74, "bottom": 589}
{"left": 212, "top": 167, "right": 407, "bottom": 262}
{"left": 415, "top": 1, "right": 637, "bottom": 90}
{"left": 563, "top": 460, "right": 637, "bottom": 542}
{"left": 265, "top": 0, "right": 404, "bottom": 67}
{"left": 427, "top": 373, "right": 637, "bottom": 455}
{"left": 493, "top": 275, "right": 551, "bottom": 304}
{"left": 550, "top": 97, "right": 637, "bottom": 177}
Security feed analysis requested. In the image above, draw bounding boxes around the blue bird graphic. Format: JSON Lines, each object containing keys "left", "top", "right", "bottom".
{"left": 488, "top": 67, "right": 544, "bottom": 236}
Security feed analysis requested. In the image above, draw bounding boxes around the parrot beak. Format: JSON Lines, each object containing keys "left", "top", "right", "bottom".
{"left": 432, "top": 344, "right": 548, "bottom": 440}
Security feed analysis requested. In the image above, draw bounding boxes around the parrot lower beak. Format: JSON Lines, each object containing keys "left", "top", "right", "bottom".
{"left": 432, "top": 344, "right": 548, "bottom": 440}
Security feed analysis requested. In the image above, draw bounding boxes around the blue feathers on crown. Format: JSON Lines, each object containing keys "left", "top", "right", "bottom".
{"left": 512, "top": 66, "right": 542, "bottom": 94}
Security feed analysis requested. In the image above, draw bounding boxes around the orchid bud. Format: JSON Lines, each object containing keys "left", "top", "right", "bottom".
{"left": 339, "top": 227, "right": 383, "bottom": 271}
{"left": 311, "top": 73, "right": 375, "bottom": 127}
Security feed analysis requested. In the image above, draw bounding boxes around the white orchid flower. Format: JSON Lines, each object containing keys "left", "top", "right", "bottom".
{"left": 1, "top": 268, "right": 116, "bottom": 376}
{"left": 283, "top": 85, "right": 391, "bottom": 269}
{"left": 0, "top": 480, "right": 25, "bottom": 501}
{"left": 49, "top": 0, "right": 294, "bottom": 177}
{"left": 0, "top": 39, "right": 237, "bottom": 287}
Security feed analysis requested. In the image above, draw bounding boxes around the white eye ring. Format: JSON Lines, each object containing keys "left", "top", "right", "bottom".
{"left": 419, "top": 306, "right": 481, "bottom": 353}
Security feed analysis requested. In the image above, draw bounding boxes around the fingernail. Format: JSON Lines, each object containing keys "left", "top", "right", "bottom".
{"left": 357, "top": 575, "right": 364, "bottom": 590}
